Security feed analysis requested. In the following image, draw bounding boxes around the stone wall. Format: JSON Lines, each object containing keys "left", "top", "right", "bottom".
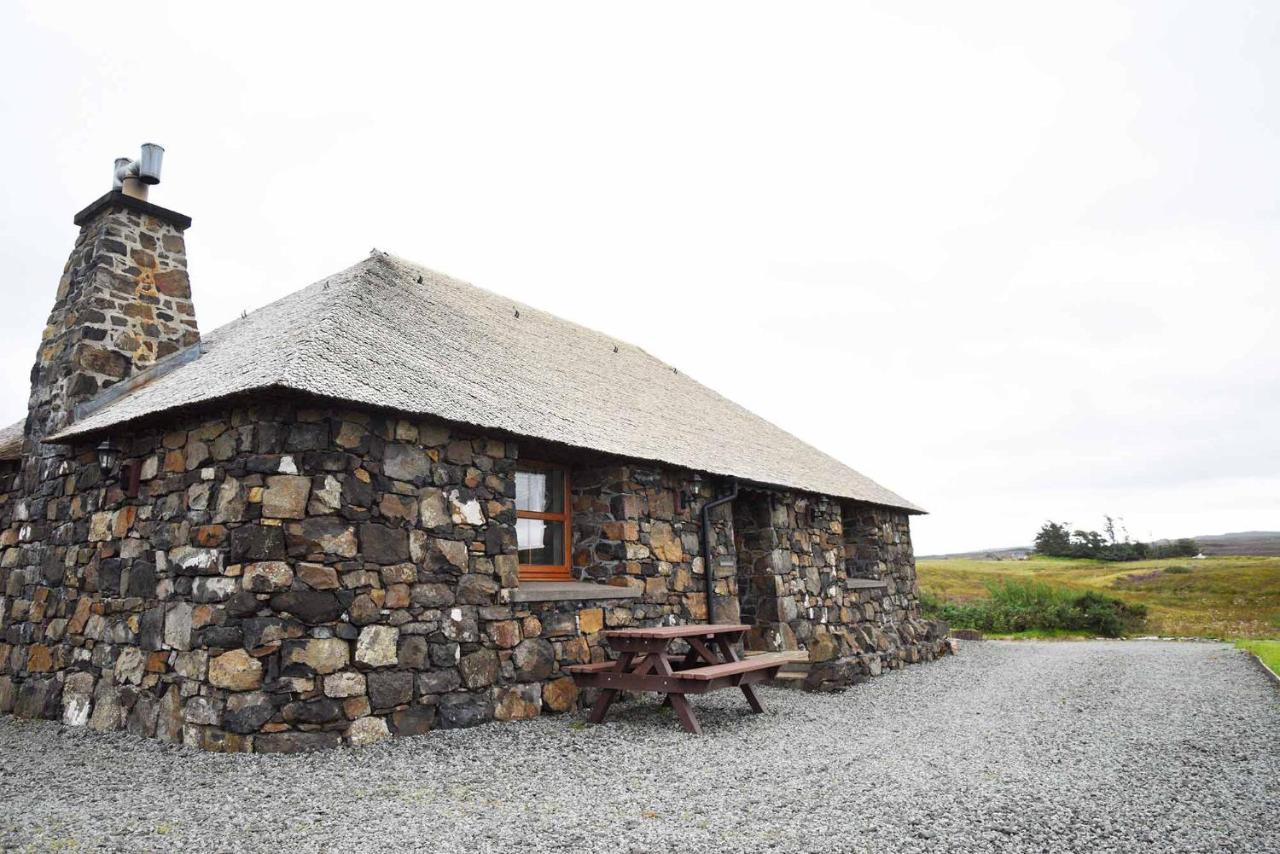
{"left": 570, "top": 463, "right": 738, "bottom": 625}
{"left": 0, "top": 399, "right": 629, "bottom": 750}
{"left": 732, "top": 488, "right": 949, "bottom": 689}
{"left": 842, "top": 502, "right": 920, "bottom": 625}
{"left": 0, "top": 398, "right": 949, "bottom": 748}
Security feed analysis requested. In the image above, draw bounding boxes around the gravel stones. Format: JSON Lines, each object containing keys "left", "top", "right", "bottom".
{"left": 3, "top": 642, "right": 1277, "bottom": 853}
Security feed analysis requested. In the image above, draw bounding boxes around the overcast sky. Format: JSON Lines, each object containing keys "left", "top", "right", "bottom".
{"left": 1, "top": 2, "right": 1276, "bottom": 554}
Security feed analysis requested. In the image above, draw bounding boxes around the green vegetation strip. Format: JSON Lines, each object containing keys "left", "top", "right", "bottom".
{"left": 918, "top": 555, "right": 1280, "bottom": 640}
{"left": 922, "top": 578, "right": 1145, "bottom": 638}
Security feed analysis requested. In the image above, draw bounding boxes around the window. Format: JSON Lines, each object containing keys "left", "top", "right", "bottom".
{"left": 515, "top": 463, "right": 572, "bottom": 581}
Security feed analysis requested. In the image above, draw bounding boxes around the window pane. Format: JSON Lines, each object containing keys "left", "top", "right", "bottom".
{"left": 515, "top": 467, "right": 564, "bottom": 513}
{"left": 517, "top": 518, "right": 565, "bottom": 565}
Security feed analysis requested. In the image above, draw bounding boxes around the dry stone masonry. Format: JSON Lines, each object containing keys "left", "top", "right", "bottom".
{"left": 0, "top": 188, "right": 950, "bottom": 753}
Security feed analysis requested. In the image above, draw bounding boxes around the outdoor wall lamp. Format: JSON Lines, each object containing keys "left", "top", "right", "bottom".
{"left": 678, "top": 473, "right": 703, "bottom": 513}
{"left": 97, "top": 439, "right": 141, "bottom": 497}
{"left": 96, "top": 440, "right": 120, "bottom": 476}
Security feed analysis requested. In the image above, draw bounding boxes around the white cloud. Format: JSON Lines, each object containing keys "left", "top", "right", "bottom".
{"left": 1, "top": 1, "right": 1276, "bottom": 553}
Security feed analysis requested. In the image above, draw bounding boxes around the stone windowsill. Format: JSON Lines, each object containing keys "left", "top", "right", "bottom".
{"left": 845, "top": 578, "right": 888, "bottom": 590}
{"left": 509, "top": 581, "right": 645, "bottom": 603}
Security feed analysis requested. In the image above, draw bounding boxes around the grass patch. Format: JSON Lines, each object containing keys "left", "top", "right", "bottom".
{"left": 918, "top": 555, "right": 1280, "bottom": 639}
{"left": 983, "top": 628, "right": 1097, "bottom": 640}
{"left": 922, "top": 578, "right": 1145, "bottom": 637}
{"left": 1235, "top": 639, "right": 1280, "bottom": 676}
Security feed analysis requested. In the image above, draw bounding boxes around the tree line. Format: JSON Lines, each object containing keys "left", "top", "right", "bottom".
{"left": 1033, "top": 516, "right": 1198, "bottom": 562}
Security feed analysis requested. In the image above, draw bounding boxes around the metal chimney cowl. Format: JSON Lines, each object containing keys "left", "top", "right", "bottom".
{"left": 113, "top": 143, "right": 165, "bottom": 200}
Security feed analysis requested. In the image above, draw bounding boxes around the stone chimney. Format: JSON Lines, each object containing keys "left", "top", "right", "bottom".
{"left": 26, "top": 147, "right": 199, "bottom": 446}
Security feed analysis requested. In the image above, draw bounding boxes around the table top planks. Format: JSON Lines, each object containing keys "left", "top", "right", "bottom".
{"left": 604, "top": 623, "right": 751, "bottom": 640}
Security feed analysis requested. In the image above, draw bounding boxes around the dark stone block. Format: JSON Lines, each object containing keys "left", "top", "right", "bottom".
{"left": 140, "top": 605, "right": 166, "bottom": 651}
{"left": 391, "top": 704, "right": 435, "bottom": 736}
{"left": 513, "top": 638, "right": 554, "bottom": 682}
{"left": 225, "top": 591, "right": 260, "bottom": 618}
{"left": 243, "top": 617, "right": 304, "bottom": 649}
{"left": 246, "top": 455, "right": 283, "bottom": 474}
{"left": 98, "top": 559, "right": 123, "bottom": 596}
{"left": 417, "top": 669, "right": 462, "bottom": 695}
{"left": 367, "top": 671, "right": 413, "bottom": 710}
{"left": 41, "top": 554, "right": 65, "bottom": 586}
{"left": 803, "top": 656, "right": 866, "bottom": 692}
{"left": 282, "top": 698, "right": 343, "bottom": 724}
{"left": 224, "top": 696, "right": 274, "bottom": 734}
{"left": 13, "top": 676, "right": 61, "bottom": 720}
{"left": 287, "top": 516, "right": 356, "bottom": 558}
{"left": 456, "top": 574, "right": 499, "bottom": 605}
{"left": 230, "top": 525, "right": 287, "bottom": 561}
{"left": 430, "top": 642, "right": 460, "bottom": 667}
{"left": 305, "top": 451, "right": 351, "bottom": 472}
{"left": 197, "top": 626, "right": 244, "bottom": 649}
{"left": 255, "top": 731, "right": 343, "bottom": 753}
{"left": 437, "top": 693, "right": 493, "bottom": 729}
{"left": 398, "top": 636, "right": 429, "bottom": 670}
{"left": 594, "top": 541, "right": 626, "bottom": 561}
{"left": 285, "top": 423, "right": 329, "bottom": 452}
{"left": 269, "top": 590, "right": 342, "bottom": 625}
{"left": 123, "top": 560, "right": 155, "bottom": 598}
{"left": 359, "top": 524, "right": 409, "bottom": 564}
{"left": 254, "top": 422, "right": 284, "bottom": 454}
{"left": 342, "top": 475, "right": 373, "bottom": 508}
{"left": 484, "top": 525, "right": 507, "bottom": 556}
{"left": 127, "top": 693, "right": 159, "bottom": 737}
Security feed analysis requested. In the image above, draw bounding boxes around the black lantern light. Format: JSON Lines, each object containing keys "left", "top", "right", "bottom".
{"left": 96, "top": 439, "right": 120, "bottom": 476}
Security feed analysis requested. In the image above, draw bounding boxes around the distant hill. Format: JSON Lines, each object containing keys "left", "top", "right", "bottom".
{"left": 921, "top": 531, "right": 1280, "bottom": 560}
{"left": 919, "top": 546, "right": 1033, "bottom": 561}
{"left": 1186, "top": 531, "right": 1280, "bottom": 557}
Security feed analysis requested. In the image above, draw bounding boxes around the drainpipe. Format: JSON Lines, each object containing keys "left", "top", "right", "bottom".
{"left": 700, "top": 478, "right": 739, "bottom": 624}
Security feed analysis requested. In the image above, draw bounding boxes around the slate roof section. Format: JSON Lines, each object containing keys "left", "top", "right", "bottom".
{"left": 0, "top": 419, "right": 22, "bottom": 461}
{"left": 50, "top": 253, "right": 922, "bottom": 511}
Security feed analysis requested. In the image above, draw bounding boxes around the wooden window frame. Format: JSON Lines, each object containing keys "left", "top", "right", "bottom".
{"left": 516, "top": 462, "right": 573, "bottom": 582}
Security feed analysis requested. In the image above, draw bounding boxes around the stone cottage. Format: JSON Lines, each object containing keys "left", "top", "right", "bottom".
{"left": 0, "top": 151, "right": 949, "bottom": 752}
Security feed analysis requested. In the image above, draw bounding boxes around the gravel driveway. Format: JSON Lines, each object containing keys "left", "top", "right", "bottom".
{"left": 1, "top": 640, "right": 1276, "bottom": 853}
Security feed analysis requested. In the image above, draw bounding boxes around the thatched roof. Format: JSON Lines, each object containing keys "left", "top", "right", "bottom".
{"left": 0, "top": 419, "right": 22, "bottom": 461}
{"left": 50, "top": 253, "right": 921, "bottom": 511}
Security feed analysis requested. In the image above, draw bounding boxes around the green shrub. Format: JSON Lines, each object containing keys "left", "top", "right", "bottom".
{"left": 922, "top": 579, "right": 1145, "bottom": 638}
{"left": 1164, "top": 565, "right": 1192, "bottom": 574}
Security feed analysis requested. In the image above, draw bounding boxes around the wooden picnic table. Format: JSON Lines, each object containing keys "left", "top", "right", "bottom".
{"left": 566, "top": 623, "right": 790, "bottom": 734}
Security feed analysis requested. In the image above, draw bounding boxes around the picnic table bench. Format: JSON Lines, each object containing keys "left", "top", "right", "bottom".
{"left": 566, "top": 623, "right": 790, "bottom": 734}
